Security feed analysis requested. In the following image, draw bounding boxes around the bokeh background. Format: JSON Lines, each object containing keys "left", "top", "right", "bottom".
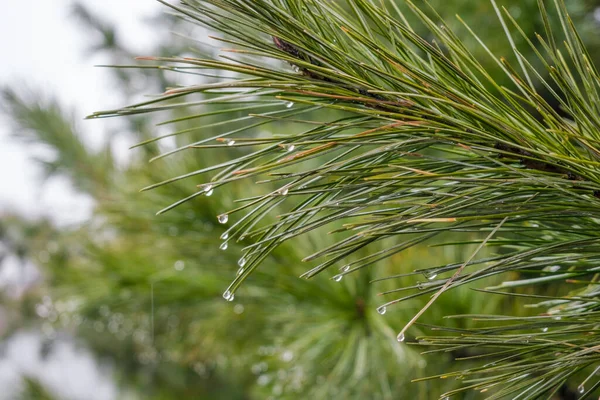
{"left": 2, "top": 1, "right": 600, "bottom": 399}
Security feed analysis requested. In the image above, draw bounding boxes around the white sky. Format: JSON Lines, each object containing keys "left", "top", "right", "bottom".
{"left": 0, "top": 0, "right": 162, "bottom": 224}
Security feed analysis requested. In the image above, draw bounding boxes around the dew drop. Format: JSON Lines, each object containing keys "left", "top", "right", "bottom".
{"left": 333, "top": 274, "right": 343, "bottom": 282}
{"left": 205, "top": 189, "right": 214, "bottom": 197}
{"left": 442, "top": 397, "right": 449, "bottom": 400}
{"left": 286, "top": 144, "right": 296, "bottom": 152}
{"left": 541, "top": 327, "right": 548, "bottom": 333}
{"left": 238, "top": 257, "right": 247, "bottom": 268}
{"left": 341, "top": 265, "right": 350, "bottom": 272}
{"left": 203, "top": 184, "right": 213, "bottom": 193}
{"left": 234, "top": 304, "right": 244, "bottom": 314}
{"left": 397, "top": 332, "right": 405, "bottom": 342}
{"left": 578, "top": 384, "right": 584, "bottom": 394}
{"left": 424, "top": 270, "right": 438, "bottom": 280}
{"left": 543, "top": 265, "right": 561, "bottom": 273}
{"left": 218, "top": 214, "right": 229, "bottom": 224}
{"left": 292, "top": 65, "right": 300, "bottom": 73}
{"left": 377, "top": 306, "right": 387, "bottom": 315}
{"left": 174, "top": 260, "right": 185, "bottom": 271}
{"left": 553, "top": 316, "right": 562, "bottom": 321}
{"left": 286, "top": 101, "right": 294, "bottom": 108}
{"left": 228, "top": 293, "right": 235, "bottom": 302}
{"left": 281, "top": 350, "right": 294, "bottom": 362}
{"left": 278, "top": 187, "right": 289, "bottom": 196}
{"left": 220, "top": 232, "right": 229, "bottom": 240}
{"left": 223, "top": 290, "right": 232, "bottom": 301}
{"left": 226, "top": 139, "right": 235, "bottom": 146}
{"left": 237, "top": 268, "right": 244, "bottom": 276}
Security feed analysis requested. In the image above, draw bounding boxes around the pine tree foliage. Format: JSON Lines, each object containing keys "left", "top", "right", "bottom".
{"left": 2, "top": 7, "right": 503, "bottom": 398}
{"left": 3, "top": 86, "right": 494, "bottom": 399}
{"left": 89, "top": 0, "right": 600, "bottom": 398}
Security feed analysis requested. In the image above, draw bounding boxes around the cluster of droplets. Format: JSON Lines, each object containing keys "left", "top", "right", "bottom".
{"left": 223, "top": 290, "right": 235, "bottom": 302}
{"left": 332, "top": 265, "right": 351, "bottom": 282}
{"left": 203, "top": 184, "right": 214, "bottom": 197}
{"left": 237, "top": 257, "right": 247, "bottom": 276}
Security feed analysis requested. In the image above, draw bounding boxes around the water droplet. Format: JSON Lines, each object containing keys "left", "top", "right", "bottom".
{"left": 292, "top": 65, "right": 300, "bottom": 73}
{"left": 424, "top": 270, "right": 438, "bottom": 280}
{"left": 174, "top": 260, "right": 185, "bottom": 271}
{"left": 218, "top": 214, "right": 229, "bottom": 224}
{"left": 416, "top": 281, "right": 426, "bottom": 290}
{"left": 281, "top": 350, "right": 294, "bottom": 362}
{"left": 238, "top": 257, "right": 246, "bottom": 267}
{"left": 205, "top": 189, "right": 214, "bottom": 197}
{"left": 257, "top": 374, "right": 270, "bottom": 386}
{"left": 377, "top": 306, "right": 387, "bottom": 315}
{"left": 228, "top": 293, "right": 235, "bottom": 302}
{"left": 278, "top": 187, "right": 289, "bottom": 196}
{"left": 286, "top": 101, "right": 294, "bottom": 108}
{"left": 220, "top": 242, "right": 228, "bottom": 250}
{"left": 203, "top": 184, "right": 213, "bottom": 193}
{"left": 397, "top": 332, "right": 405, "bottom": 342}
{"left": 553, "top": 316, "right": 562, "bottom": 320}
{"left": 286, "top": 144, "right": 295, "bottom": 152}
{"left": 541, "top": 327, "right": 548, "bottom": 332}
{"left": 442, "top": 397, "right": 449, "bottom": 400}
{"left": 223, "top": 290, "right": 232, "bottom": 301}
{"left": 226, "top": 139, "right": 235, "bottom": 146}
{"left": 333, "top": 274, "right": 343, "bottom": 282}
{"left": 220, "top": 232, "right": 229, "bottom": 240}
{"left": 543, "top": 265, "right": 561, "bottom": 273}
{"left": 578, "top": 384, "right": 584, "bottom": 394}
{"left": 237, "top": 268, "right": 244, "bottom": 276}
{"left": 341, "top": 265, "right": 350, "bottom": 272}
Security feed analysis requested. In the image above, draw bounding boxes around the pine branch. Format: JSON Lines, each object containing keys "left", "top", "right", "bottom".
{"left": 91, "top": 0, "right": 600, "bottom": 397}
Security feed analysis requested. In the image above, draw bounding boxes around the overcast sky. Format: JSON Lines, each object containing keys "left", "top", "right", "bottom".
{"left": 0, "top": 0, "right": 162, "bottom": 224}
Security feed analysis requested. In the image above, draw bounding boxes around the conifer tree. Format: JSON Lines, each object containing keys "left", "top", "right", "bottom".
{"left": 89, "top": 0, "right": 600, "bottom": 398}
